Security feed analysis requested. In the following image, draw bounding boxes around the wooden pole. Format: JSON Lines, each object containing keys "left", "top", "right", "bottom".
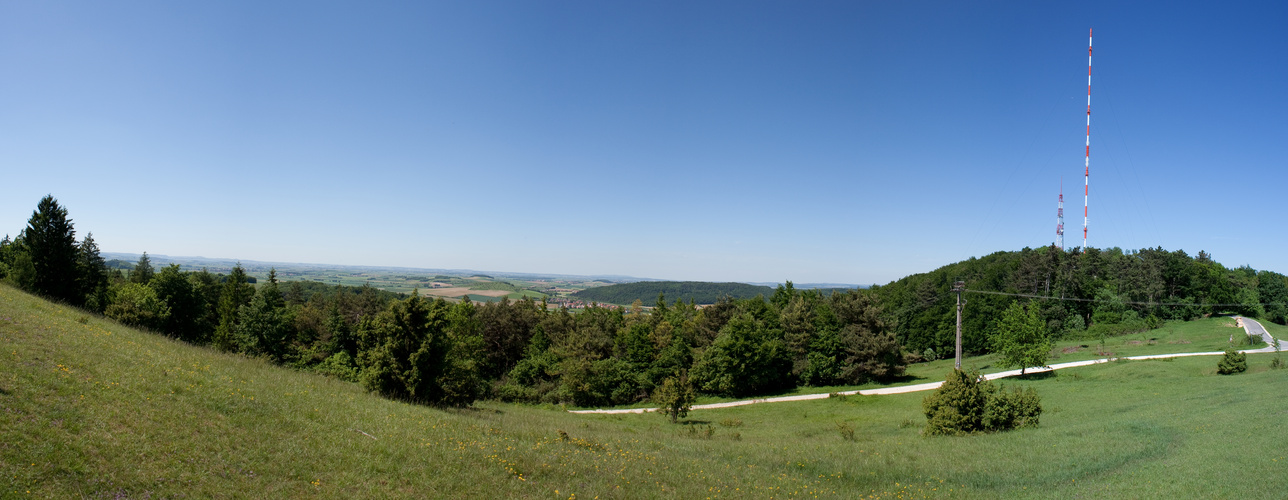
{"left": 954, "top": 281, "right": 965, "bottom": 370}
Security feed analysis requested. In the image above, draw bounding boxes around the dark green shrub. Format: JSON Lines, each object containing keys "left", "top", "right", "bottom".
{"left": 984, "top": 386, "right": 1041, "bottom": 430}
{"left": 922, "top": 369, "right": 990, "bottom": 436}
{"left": 357, "top": 295, "right": 485, "bottom": 407}
{"left": 1240, "top": 333, "right": 1266, "bottom": 348}
{"left": 922, "top": 369, "right": 1042, "bottom": 436}
{"left": 314, "top": 351, "right": 360, "bottom": 382}
{"left": 1217, "top": 347, "right": 1247, "bottom": 375}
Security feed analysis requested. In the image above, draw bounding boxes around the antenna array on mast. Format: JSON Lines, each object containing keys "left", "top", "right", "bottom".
{"left": 1056, "top": 180, "right": 1064, "bottom": 250}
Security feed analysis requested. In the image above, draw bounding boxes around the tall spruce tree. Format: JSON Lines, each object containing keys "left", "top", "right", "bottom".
{"left": 77, "top": 233, "right": 110, "bottom": 312}
{"left": 131, "top": 252, "right": 155, "bottom": 284}
{"left": 236, "top": 268, "right": 290, "bottom": 360}
{"left": 24, "top": 195, "right": 80, "bottom": 304}
{"left": 213, "top": 263, "right": 255, "bottom": 351}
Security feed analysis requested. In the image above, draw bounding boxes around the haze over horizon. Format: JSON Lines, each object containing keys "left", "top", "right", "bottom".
{"left": 4, "top": 2, "right": 1285, "bottom": 284}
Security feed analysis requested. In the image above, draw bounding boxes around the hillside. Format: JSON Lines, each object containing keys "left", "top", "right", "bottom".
{"left": 572, "top": 281, "right": 775, "bottom": 305}
{"left": 7, "top": 284, "right": 1288, "bottom": 498}
{"left": 869, "top": 246, "right": 1288, "bottom": 357}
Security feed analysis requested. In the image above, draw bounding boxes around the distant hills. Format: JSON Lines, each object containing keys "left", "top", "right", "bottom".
{"left": 99, "top": 253, "right": 651, "bottom": 282}
{"left": 99, "top": 252, "right": 866, "bottom": 291}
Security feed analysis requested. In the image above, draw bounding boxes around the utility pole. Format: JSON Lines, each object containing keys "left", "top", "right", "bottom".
{"left": 953, "top": 281, "right": 965, "bottom": 370}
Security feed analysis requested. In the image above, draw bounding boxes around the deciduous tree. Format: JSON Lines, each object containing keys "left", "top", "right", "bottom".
{"left": 652, "top": 371, "right": 695, "bottom": 423}
{"left": 992, "top": 301, "right": 1050, "bottom": 375}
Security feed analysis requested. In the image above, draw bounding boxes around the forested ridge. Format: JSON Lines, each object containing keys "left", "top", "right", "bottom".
{"left": 871, "top": 245, "right": 1288, "bottom": 359}
{"left": 573, "top": 281, "right": 775, "bottom": 305}
{"left": 3, "top": 195, "right": 1285, "bottom": 410}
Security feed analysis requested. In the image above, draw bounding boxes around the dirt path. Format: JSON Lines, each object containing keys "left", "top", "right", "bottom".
{"left": 571, "top": 316, "right": 1279, "bottom": 415}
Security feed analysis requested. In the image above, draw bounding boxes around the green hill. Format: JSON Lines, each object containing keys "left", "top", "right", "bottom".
{"left": 869, "top": 246, "right": 1288, "bottom": 357}
{"left": 572, "top": 281, "right": 775, "bottom": 305}
{"left": 8, "top": 283, "right": 1288, "bottom": 498}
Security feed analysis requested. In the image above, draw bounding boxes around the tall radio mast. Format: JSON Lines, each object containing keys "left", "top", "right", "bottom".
{"left": 1082, "top": 28, "right": 1092, "bottom": 250}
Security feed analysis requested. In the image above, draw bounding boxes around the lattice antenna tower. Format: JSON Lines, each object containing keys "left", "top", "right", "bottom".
{"left": 1082, "top": 28, "right": 1093, "bottom": 250}
{"left": 1056, "top": 179, "right": 1065, "bottom": 250}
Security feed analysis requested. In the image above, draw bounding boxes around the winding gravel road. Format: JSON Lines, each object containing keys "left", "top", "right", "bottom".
{"left": 571, "top": 316, "right": 1280, "bottom": 415}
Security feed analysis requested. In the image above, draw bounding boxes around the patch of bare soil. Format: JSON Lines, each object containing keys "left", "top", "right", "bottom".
{"left": 1061, "top": 346, "right": 1081, "bottom": 354}
{"left": 1168, "top": 339, "right": 1192, "bottom": 344}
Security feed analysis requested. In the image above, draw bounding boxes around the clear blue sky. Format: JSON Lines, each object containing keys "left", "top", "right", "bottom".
{"left": 3, "top": 1, "right": 1285, "bottom": 284}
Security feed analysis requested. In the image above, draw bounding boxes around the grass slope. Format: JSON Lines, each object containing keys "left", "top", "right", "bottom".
{"left": 4, "top": 284, "right": 1288, "bottom": 498}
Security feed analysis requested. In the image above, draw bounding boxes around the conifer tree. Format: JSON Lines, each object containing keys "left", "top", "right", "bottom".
{"left": 24, "top": 195, "right": 79, "bottom": 303}
{"left": 236, "top": 276, "right": 290, "bottom": 360}
{"left": 131, "top": 252, "right": 155, "bottom": 284}
{"left": 213, "top": 263, "right": 254, "bottom": 351}
{"left": 151, "top": 264, "right": 205, "bottom": 341}
{"left": 77, "top": 233, "right": 109, "bottom": 312}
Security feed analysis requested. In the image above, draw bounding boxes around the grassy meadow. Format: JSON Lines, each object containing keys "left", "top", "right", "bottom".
{"left": 4, "top": 283, "right": 1288, "bottom": 498}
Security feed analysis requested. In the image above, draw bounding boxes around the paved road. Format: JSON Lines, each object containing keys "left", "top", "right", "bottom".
{"left": 571, "top": 317, "right": 1280, "bottom": 415}
{"left": 1238, "top": 316, "right": 1284, "bottom": 351}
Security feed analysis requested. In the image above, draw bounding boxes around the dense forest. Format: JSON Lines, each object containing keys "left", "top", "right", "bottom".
{"left": 573, "top": 281, "right": 775, "bottom": 305}
{"left": 3, "top": 195, "right": 1285, "bottom": 409}
{"left": 871, "top": 246, "right": 1288, "bottom": 360}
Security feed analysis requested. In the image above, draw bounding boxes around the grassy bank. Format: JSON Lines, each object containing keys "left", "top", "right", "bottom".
{"left": 4, "top": 284, "right": 1287, "bottom": 498}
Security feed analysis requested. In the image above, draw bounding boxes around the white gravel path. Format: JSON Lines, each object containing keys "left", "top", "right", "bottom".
{"left": 571, "top": 316, "right": 1279, "bottom": 415}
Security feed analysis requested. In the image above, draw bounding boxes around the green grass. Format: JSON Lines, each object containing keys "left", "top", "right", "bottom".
{"left": 461, "top": 294, "right": 504, "bottom": 303}
{"left": 5, "top": 284, "right": 1288, "bottom": 498}
{"left": 734, "top": 316, "right": 1259, "bottom": 403}
{"left": 506, "top": 290, "right": 548, "bottom": 300}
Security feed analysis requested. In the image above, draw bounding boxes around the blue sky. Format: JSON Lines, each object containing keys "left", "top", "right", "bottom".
{"left": 3, "top": 1, "right": 1285, "bottom": 284}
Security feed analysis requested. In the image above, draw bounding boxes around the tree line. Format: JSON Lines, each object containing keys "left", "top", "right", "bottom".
{"left": 572, "top": 281, "right": 776, "bottom": 305}
{"left": 871, "top": 245, "right": 1288, "bottom": 360}
{"left": 0, "top": 197, "right": 908, "bottom": 408}
{"left": 4, "top": 195, "right": 1284, "bottom": 410}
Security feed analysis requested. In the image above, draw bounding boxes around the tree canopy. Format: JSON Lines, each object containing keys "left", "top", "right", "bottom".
{"left": 992, "top": 301, "right": 1050, "bottom": 375}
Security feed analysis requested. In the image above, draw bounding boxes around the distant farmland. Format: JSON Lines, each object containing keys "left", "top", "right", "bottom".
{"left": 421, "top": 288, "right": 511, "bottom": 298}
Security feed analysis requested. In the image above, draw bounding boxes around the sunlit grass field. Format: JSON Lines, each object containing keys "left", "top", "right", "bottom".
{"left": 4, "top": 283, "right": 1287, "bottom": 498}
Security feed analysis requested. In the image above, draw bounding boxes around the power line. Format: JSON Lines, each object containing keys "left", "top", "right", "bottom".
{"left": 963, "top": 288, "right": 1285, "bottom": 308}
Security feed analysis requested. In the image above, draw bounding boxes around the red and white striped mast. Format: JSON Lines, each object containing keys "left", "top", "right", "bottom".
{"left": 1082, "top": 28, "right": 1092, "bottom": 250}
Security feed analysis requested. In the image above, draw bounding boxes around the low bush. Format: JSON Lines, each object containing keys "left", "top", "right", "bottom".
{"left": 922, "top": 369, "right": 1042, "bottom": 436}
{"left": 1217, "top": 346, "right": 1247, "bottom": 375}
{"left": 984, "top": 386, "right": 1042, "bottom": 430}
{"left": 314, "top": 351, "right": 360, "bottom": 382}
{"left": 836, "top": 421, "right": 856, "bottom": 441}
